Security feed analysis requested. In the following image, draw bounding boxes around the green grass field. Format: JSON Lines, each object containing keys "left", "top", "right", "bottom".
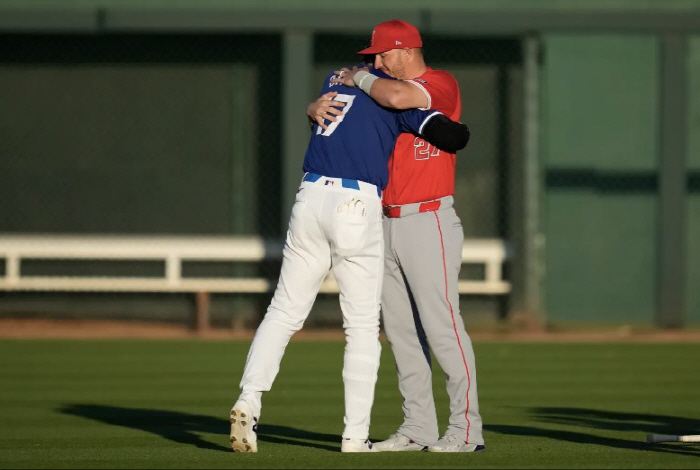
{"left": 1, "top": 338, "right": 699, "bottom": 469}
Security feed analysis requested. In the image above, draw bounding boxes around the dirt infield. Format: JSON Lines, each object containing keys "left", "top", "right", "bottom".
{"left": 1, "top": 317, "right": 700, "bottom": 342}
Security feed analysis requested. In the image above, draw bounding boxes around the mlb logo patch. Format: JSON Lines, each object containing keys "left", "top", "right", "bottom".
{"left": 324, "top": 180, "right": 335, "bottom": 186}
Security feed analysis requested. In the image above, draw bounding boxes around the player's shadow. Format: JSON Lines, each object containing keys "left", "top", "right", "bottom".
{"left": 485, "top": 407, "right": 700, "bottom": 457}
{"left": 255, "top": 424, "right": 340, "bottom": 451}
{"left": 59, "top": 404, "right": 340, "bottom": 452}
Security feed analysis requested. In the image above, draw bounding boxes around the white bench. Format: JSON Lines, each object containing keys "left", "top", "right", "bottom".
{"left": 0, "top": 234, "right": 510, "bottom": 331}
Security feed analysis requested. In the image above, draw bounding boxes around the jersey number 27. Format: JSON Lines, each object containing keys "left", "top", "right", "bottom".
{"left": 414, "top": 137, "right": 441, "bottom": 160}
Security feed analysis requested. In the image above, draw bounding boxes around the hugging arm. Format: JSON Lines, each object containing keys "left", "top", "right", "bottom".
{"left": 399, "top": 109, "right": 470, "bottom": 153}
{"left": 306, "top": 96, "right": 470, "bottom": 153}
{"left": 307, "top": 91, "right": 345, "bottom": 130}
{"left": 332, "top": 67, "right": 428, "bottom": 109}
{"left": 420, "top": 114, "right": 470, "bottom": 153}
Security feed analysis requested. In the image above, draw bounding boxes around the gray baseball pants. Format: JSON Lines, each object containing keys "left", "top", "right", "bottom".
{"left": 381, "top": 195, "right": 484, "bottom": 446}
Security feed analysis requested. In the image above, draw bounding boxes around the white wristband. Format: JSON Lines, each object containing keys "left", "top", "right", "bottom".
{"left": 353, "top": 71, "right": 378, "bottom": 95}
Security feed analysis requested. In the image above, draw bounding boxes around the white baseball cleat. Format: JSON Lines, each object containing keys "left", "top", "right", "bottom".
{"left": 230, "top": 400, "right": 258, "bottom": 453}
{"left": 340, "top": 438, "right": 376, "bottom": 453}
{"left": 426, "top": 434, "right": 486, "bottom": 453}
{"left": 372, "top": 432, "right": 427, "bottom": 452}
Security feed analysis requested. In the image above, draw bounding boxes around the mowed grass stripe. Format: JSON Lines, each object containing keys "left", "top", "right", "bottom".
{"left": 0, "top": 339, "right": 698, "bottom": 469}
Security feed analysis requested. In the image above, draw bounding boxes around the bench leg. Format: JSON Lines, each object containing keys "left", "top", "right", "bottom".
{"left": 194, "top": 291, "right": 211, "bottom": 334}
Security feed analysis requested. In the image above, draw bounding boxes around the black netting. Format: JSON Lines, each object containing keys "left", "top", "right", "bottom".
{"left": 0, "top": 32, "right": 521, "bottom": 328}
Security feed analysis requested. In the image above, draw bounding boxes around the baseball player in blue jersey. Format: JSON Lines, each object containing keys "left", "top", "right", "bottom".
{"left": 229, "top": 66, "right": 470, "bottom": 454}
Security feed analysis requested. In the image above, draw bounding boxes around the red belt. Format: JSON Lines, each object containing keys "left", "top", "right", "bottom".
{"left": 383, "top": 200, "right": 441, "bottom": 218}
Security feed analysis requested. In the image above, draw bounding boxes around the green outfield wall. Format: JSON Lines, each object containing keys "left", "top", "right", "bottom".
{"left": 1, "top": 0, "right": 698, "bottom": 329}
{"left": 688, "top": 36, "right": 700, "bottom": 327}
{"left": 542, "top": 34, "right": 659, "bottom": 325}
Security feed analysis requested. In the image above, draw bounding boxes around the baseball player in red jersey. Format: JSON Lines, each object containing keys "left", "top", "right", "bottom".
{"left": 326, "top": 19, "right": 485, "bottom": 453}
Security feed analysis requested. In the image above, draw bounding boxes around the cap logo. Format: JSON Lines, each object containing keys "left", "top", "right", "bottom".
{"left": 356, "top": 19, "right": 423, "bottom": 55}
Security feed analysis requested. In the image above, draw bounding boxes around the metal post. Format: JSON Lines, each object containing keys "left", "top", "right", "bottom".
{"left": 656, "top": 33, "right": 688, "bottom": 328}
{"left": 194, "top": 291, "right": 211, "bottom": 334}
{"left": 281, "top": 29, "right": 313, "bottom": 232}
{"left": 7, "top": 254, "right": 20, "bottom": 284}
{"left": 522, "top": 33, "right": 545, "bottom": 329}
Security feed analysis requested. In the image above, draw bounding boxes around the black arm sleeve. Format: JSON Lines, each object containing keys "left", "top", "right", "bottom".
{"left": 420, "top": 114, "right": 471, "bottom": 153}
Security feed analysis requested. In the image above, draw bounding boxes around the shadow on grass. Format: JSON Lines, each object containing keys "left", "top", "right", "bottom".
{"left": 486, "top": 407, "right": 700, "bottom": 457}
{"left": 254, "top": 424, "right": 340, "bottom": 451}
{"left": 59, "top": 404, "right": 340, "bottom": 452}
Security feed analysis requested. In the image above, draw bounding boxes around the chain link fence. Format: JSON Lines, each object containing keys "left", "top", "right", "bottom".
{"left": 0, "top": 32, "right": 522, "bottom": 329}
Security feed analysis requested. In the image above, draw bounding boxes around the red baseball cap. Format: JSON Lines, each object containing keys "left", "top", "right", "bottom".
{"left": 357, "top": 19, "right": 423, "bottom": 55}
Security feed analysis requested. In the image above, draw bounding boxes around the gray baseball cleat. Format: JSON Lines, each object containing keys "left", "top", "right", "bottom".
{"left": 230, "top": 400, "right": 258, "bottom": 453}
{"left": 427, "top": 434, "right": 485, "bottom": 453}
{"left": 372, "top": 432, "right": 427, "bottom": 452}
{"left": 340, "top": 438, "right": 376, "bottom": 453}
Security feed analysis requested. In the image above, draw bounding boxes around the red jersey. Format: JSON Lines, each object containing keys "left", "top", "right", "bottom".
{"left": 382, "top": 67, "right": 461, "bottom": 206}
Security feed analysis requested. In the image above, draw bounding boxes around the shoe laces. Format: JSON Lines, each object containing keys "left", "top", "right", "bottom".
{"left": 344, "top": 438, "right": 372, "bottom": 446}
{"left": 389, "top": 433, "right": 412, "bottom": 443}
{"left": 442, "top": 434, "right": 465, "bottom": 443}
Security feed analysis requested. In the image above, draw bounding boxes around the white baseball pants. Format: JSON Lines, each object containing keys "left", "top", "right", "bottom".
{"left": 238, "top": 174, "right": 383, "bottom": 440}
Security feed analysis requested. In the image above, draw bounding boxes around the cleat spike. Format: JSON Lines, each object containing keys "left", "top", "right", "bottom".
{"left": 230, "top": 402, "right": 258, "bottom": 453}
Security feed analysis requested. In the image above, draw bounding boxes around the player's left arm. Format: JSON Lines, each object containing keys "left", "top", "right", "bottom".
{"left": 421, "top": 114, "right": 470, "bottom": 153}
{"left": 307, "top": 91, "right": 345, "bottom": 130}
{"left": 399, "top": 110, "right": 470, "bottom": 153}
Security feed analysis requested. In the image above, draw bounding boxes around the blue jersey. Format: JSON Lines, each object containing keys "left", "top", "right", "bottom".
{"left": 303, "top": 70, "right": 441, "bottom": 190}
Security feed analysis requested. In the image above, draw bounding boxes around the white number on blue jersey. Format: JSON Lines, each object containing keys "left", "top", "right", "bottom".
{"left": 316, "top": 94, "right": 356, "bottom": 137}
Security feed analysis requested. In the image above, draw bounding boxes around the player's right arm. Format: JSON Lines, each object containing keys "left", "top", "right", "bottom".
{"left": 331, "top": 66, "right": 428, "bottom": 110}
{"left": 307, "top": 69, "right": 423, "bottom": 128}
{"left": 361, "top": 76, "right": 428, "bottom": 109}
{"left": 306, "top": 73, "right": 468, "bottom": 152}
